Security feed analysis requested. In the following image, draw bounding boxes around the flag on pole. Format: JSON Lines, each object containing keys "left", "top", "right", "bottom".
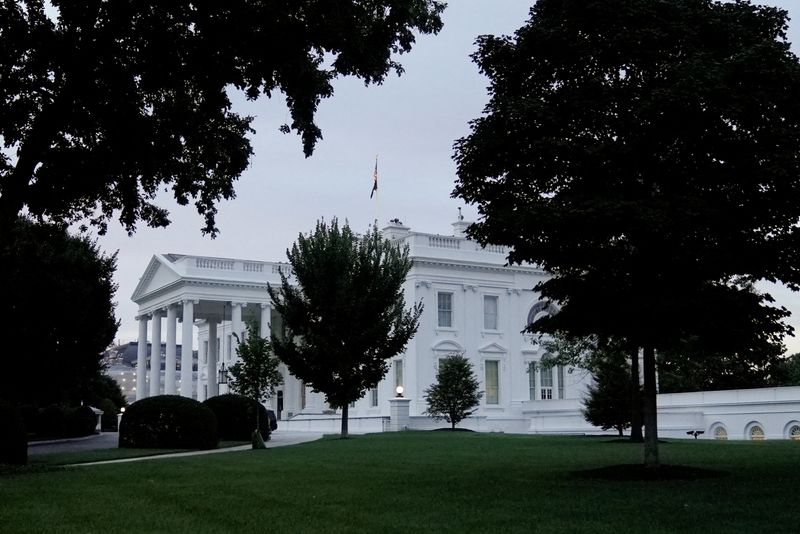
{"left": 370, "top": 156, "right": 378, "bottom": 198}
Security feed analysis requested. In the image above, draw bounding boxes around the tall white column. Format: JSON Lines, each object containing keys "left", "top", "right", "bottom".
{"left": 180, "top": 300, "right": 195, "bottom": 398}
{"left": 165, "top": 305, "right": 178, "bottom": 395}
{"left": 207, "top": 320, "right": 218, "bottom": 398}
{"left": 136, "top": 316, "right": 148, "bottom": 400}
{"left": 149, "top": 309, "right": 162, "bottom": 396}
{"left": 231, "top": 302, "right": 243, "bottom": 361}
{"left": 260, "top": 303, "right": 271, "bottom": 338}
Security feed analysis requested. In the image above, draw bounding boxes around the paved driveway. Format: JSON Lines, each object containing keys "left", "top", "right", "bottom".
{"left": 28, "top": 431, "right": 323, "bottom": 458}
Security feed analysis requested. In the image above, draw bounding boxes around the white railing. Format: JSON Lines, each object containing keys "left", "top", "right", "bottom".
{"left": 272, "top": 264, "right": 292, "bottom": 276}
{"left": 243, "top": 261, "right": 264, "bottom": 272}
{"left": 428, "top": 236, "right": 460, "bottom": 249}
{"left": 476, "top": 244, "right": 506, "bottom": 254}
{"left": 195, "top": 258, "right": 235, "bottom": 270}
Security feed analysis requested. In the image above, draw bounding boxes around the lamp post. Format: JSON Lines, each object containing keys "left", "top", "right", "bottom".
{"left": 218, "top": 363, "right": 228, "bottom": 394}
{"left": 395, "top": 385, "right": 404, "bottom": 398}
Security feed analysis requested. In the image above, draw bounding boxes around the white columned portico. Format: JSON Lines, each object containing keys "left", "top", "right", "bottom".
{"left": 231, "top": 302, "right": 243, "bottom": 359}
{"left": 136, "top": 316, "right": 148, "bottom": 400}
{"left": 207, "top": 320, "right": 219, "bottom": 398}
{"left": 260, "top": 303, "right": 271, "bottom": 338}
{"left": 150, "top": 309, "right": 162, "bottom": 396}
{"left": 165, "top": 305, "right": 178, "bottom": 394}
{"left": 181, "top": 300, "right": 195, "bottom": 398}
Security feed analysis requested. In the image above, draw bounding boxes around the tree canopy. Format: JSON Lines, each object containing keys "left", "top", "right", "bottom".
{"left": 0, "top": 218, "right": 118, "bottom": 407}
{"left": 423, "top": 353, "right": 483, "bottom": 430}
{"left": 0, "top": 1, "right": 445, "bottom": 235}
{"left": 454, "top": 0, "right": 800, "bottom": 467}
{"left": 269, "top": 219, "right": 422, "bottom": 437}
{"left": 582, "top": 346, "right": 635, "bottom": 437}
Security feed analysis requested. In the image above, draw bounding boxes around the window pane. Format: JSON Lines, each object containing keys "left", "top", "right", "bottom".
{"left": 540, "top": 366, "right": 553, "bottom": 387}
{"left": 371, "top": 388, "right": 379, "bottom": 407}
{"left": 557, "top": 365, "right": 565, "bottom": 399}
{"left": 484, "top": 295, "right": 498, "bottom": 330}
{"left": 528, "top": 362, "right": 536, "bottom": 400}
{"left": 486, "top": 360, "right": 499, "bottom": 404}
{"left": 438, "top": 292, "right": 453, "bottom": 327}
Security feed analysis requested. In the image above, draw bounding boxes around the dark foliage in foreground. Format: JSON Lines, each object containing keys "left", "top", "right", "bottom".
{"left": 120, "top": 395, "right": 217, "bottom": 450}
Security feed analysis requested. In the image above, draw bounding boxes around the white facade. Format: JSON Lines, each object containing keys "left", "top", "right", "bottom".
{"left": 132, "top": 217, "right": 800, "bottom": 440}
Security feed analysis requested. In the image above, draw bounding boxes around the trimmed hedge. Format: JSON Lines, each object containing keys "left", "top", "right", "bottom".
{"left": 0, "top": 402, "right": 27, "bottom": 465}
{"left": 119, "top": 395, "right": 218, "bottom": 450}
{"left": 203, "top": 394, "right": 272, "bottom": 441}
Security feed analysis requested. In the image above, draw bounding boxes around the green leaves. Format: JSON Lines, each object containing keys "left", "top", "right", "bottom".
{"left": 423, "top": 354, "right": 483, "bottom": 429}
{"left": 228, "top": 322, "right": 282, "bottom": 405}
{"left": 268, "top": 219, "right": 422, "bottom": 435}
{"left": 0, "top": 1, "right": 445, "bottom": 235}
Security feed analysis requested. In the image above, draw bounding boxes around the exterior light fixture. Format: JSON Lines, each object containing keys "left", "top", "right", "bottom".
{"left": 120, "top": 407, "right": 126, "bottom": 413}
{"left": 395, "top": 385, "right": 404, "bottom": 398}
{"left": 218, "top": 363, "right": 228, "bottom": 385}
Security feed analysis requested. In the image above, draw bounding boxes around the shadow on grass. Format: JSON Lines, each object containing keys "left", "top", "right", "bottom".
{"left": 432, "top": 428, "right": 475, "bottom": 432}
{"left": 574, "top": 464, "right": 729, "bottom": 481}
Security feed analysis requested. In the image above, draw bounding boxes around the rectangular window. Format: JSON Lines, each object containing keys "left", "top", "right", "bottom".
{"left": 485, "top": 360, "right": 499, "bottom": 405}
{"left": 540, "top": 365, "right": 553, "bottom": 400}
{"left": 483, "top": 295, "right": 499, "bottom": 330}
{"left": 437, "top": 292, "right": 453, "bottom": 327}
{"left": 301, "top": 382, "right": 306, "bottom": 409}
{"left": 557, "top": 365, "right": 565, "bottom": 400}
{"left": 203, "top": 341, "right": 208, "bottom": 364}
{"left": 528, "top": 362, "right": 536, "bottom": 401}
{"left": 226, "top": 334, "right": 232, "bottom": 361}
{"left": 371, "top": 388, "right": 379, "bottom": 407}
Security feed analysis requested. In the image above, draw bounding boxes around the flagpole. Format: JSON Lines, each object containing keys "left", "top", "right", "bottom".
{"left": 372, "top": 154, "right": 380, "bottom": 228}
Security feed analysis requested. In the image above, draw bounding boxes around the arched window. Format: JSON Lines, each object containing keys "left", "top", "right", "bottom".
{"left": 784, "top": 421, "right": 800, "bottom": 441}
{"left": 748, "top": 424, "right": 765, "bottom": 441}
{"left": 526, "top": 300, "right": 559, "bottom": 327}
{"left": 712, "top": 425, "right": 728, "bottom": 440}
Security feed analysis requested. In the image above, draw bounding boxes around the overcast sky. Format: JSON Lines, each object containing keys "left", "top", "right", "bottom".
{"left": 95, "top": 1, "right": 800, "bottom": 352}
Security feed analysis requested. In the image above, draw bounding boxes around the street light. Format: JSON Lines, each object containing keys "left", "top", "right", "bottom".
{"left": 218, "top": 363, "right": 228, "bottom": 385}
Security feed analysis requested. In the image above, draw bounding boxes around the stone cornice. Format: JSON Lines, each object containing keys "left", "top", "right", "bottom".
{"left": 411, "top": 256, "right": 545, "bottom": 276}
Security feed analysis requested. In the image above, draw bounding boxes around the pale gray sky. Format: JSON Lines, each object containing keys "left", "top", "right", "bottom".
{"left": 94, "top": 1, "right": 800, "bottom": 352}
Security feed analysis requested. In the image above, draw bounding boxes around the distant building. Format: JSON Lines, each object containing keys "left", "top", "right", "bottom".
{"left": 131, "top": 215, "right": 800, "bottom": 440}
{"left": 102, "top": 342, "right": 197, "bottom": 402}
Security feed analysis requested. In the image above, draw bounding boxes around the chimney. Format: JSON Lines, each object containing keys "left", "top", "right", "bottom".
{"left": 382, "top": 218, "right": 411, "bottom": 241}
{"left": 452, "top": 208, "right": 470, "bottom": 238}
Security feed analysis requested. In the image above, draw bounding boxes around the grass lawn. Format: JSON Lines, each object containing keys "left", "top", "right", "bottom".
{"left": 1, "top": 432, "right": 798, "bottom": 533}
{"left": 27, "top": 441, "right": 250, "bottom": 467}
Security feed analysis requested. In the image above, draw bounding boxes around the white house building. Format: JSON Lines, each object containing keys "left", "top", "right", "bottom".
{"left": 131, "top": 215, "right": 800, "bottom": 440}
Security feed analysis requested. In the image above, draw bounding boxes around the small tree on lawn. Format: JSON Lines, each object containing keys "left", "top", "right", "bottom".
{"left": 582, "top": 349, "right": 634, "bottom": 437}
{"left": 424, "top": 354, "right": 483, "bottom": 430}
{"left": 228, "top": 321, "right": 283, "bottom": 449}
{"left": 269, "top": 219, "right": 422, "bottom": 438}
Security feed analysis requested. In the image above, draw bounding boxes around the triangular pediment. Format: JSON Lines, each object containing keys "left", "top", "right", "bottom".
{"left": 131, "top": 255, "right": 182, "bottom": 303}
{"left": 478, "top": 342, "right": 507, "bottom": 354}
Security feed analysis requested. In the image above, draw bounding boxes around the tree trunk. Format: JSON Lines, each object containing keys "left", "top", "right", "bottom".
{"left": 642, "top": 345, "right": 659, "bottom": 468}
{"left": 341, "top": 403, "right": 349, "bottom": 438}
{"left": 629, "top": 347, "right": 644, "bottom": 443}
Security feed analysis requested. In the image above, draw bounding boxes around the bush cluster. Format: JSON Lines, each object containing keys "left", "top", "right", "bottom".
{"left": 33, "top": 405, "right": 97, "bottom": 439}
{"left": 203, "top": 394, "right": 274, "bottom": 441}
{"left": 119, "top": 395, "right": 218, "bottom": 450}
{"left": 0, "top": 402, "right": 27, "bottom": 465}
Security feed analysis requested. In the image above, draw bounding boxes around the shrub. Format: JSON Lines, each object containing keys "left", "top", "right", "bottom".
{"left": 65, "top": 406, "right": 98, "bottom": 437}
{"left": 203, "top": 394, "right": 272, "bottom": 441}
{"left": 37, "top": 405, "right": 66, "bottom": 438}
{"left": 119, "top": 395, "right": 218, "bottom": 450}
{"left": 0, "top": 402, "right": 27, "bottom": 465}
